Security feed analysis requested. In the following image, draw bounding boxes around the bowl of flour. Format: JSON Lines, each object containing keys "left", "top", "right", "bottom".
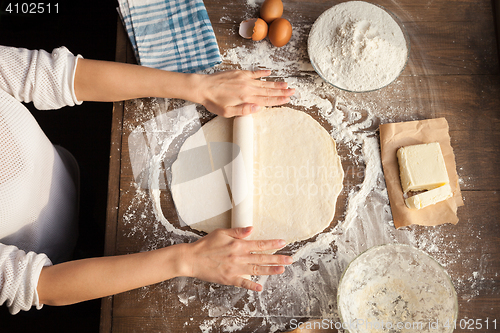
{"left": 308, "top": 1, "right": 409, "bottom": 92}
{"left": 337, "top": 244, "right": 458, "bottom": 333}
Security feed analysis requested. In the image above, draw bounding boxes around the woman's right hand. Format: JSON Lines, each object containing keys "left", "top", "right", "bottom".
{"left": 180, "top": 227, "right": 293, "bottom": 291}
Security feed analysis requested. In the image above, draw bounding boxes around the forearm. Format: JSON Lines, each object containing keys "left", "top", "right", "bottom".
{"left": 37, "top": 228, "right": 291, "bottom": 306}
{"left": 74, "top": 58, "right": 201, "bottom": 103}
{"left": 74, "top": 58, "right": 294, "bottom": 117}
{"left": 37, "top": 244, "right": 189, "bottom": 306}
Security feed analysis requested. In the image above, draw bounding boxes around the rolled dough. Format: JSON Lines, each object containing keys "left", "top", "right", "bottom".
{"left": 171, "top": 107, "right": 344, "bottom": 247}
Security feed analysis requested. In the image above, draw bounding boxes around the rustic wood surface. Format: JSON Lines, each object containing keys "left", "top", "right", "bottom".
{"left": 102, "top": 0, "right": 500, "bottom": 332}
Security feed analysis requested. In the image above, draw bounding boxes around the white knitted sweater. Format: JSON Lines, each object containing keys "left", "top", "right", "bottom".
{"left": 0, "top": 46, "right": 81, "bottom": 314}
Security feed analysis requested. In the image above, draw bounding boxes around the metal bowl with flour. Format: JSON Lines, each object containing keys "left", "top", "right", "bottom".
{"left": 308, "top": 1, "right": 410, "bottom": 93}
{"left": 337, "top": 244, "right": 458, "bottom": 333}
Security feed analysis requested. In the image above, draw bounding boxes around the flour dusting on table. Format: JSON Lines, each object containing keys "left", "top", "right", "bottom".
{"left": 119, "top": 14, "right": 495, "bottom": 332}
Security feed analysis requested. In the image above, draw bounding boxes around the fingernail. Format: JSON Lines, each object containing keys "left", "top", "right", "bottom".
{"left": 251, "top": 105, "right": 261, "bottom": 113}
{"left": 278, "top": 240, "right": 286, "bottom": 247}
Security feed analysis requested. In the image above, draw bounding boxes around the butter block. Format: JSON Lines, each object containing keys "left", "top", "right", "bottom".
{"left": 397, "top": 142, "right": 449, "bottom": 194}
{"left": 405, "top": 184, "right": 453, "bottom": 210}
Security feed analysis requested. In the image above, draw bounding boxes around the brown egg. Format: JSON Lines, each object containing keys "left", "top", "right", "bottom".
{"left": 239, "top": 18, "right": 268, "bottom": 41}
{"left": 260, "top": 0, "right": 283, "bottom": 23}
{"left": 268, "top": 18, "right": 292, "bottom": 47}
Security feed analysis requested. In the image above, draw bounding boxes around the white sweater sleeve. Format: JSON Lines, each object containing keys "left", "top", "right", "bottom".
{"left": 0, "top": 244, "right": 52, "bottom": 314}
{"left": 0, "top": 45, "right": 82, "bottom": 110}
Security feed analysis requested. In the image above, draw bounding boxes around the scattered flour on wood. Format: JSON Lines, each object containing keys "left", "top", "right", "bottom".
{"left": 221, "top": 24, "right": 312, "bottom": 76}
{"left": 119, "top": 17, "right": 494, "bottom": 333}
{"left": 245, "top": 0, "right": 261, "bottom": 8}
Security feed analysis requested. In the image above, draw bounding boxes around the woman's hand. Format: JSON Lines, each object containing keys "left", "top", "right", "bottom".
{"left": 181, "top": 227, "right": 293, "bottom": 292}
{"left": 37, "top": 227, "right": 290, "bottom": 306}
{"left": 74, "top": 60, "right": 294, "bottom": 117}
{"left": 192, "top": 70, "right": 295, "bottom": 117}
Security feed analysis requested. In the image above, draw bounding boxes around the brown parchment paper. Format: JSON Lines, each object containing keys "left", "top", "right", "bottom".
{"left": 379, "top": 118, "right": 464, "bottom": 229}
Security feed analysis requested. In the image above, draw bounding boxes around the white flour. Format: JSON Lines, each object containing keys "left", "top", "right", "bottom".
{"left": 245, "top": 0, "right": 260, "bottom": 8}
{"left": 308, "top": 1, "right": 408, "bottom": 92}
{"left": 222, "top": 24, "right": 313, "bottom": 76}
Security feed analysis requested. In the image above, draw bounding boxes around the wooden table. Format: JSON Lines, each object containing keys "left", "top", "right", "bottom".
{"left": 101, "top": 1, "right": 500, "bottom": 332}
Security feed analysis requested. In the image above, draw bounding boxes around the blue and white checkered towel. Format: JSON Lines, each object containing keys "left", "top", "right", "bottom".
{"left": 118, "top": 0, "right": 222, "bottom": 73}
